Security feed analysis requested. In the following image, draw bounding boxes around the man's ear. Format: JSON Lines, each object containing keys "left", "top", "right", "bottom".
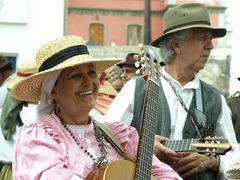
{"left": 172, "top": 41, "right": 181, "bottom": 54}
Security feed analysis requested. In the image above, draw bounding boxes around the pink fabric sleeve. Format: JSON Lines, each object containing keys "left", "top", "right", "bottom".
{"left": 106, "top": 122, "right": 182, "bottom": 180}
{"left": 13, "top": 124, "right": 83, "bottom": 180}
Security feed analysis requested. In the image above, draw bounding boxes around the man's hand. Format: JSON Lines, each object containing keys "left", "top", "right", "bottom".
{"left": 172, "top": 152, "right": 219, "bottom": 178}
{"left": 153, "top": 135, "right": 181, "bottom": 165}
{"left": 154, "top": 135, "right": 220, "bottom": 178}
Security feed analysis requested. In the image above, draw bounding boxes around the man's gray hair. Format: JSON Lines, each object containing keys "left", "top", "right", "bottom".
{"left": 159, "top": 29, "right": 192, "bottom": 64}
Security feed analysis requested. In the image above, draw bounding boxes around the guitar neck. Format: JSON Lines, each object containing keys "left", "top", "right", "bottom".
{"left": 162, "top": 138, "right": 231, "bottom": 155}
{"left": 163, "top": 139, "right": 195, "bottom": 151}
{"left": 135, "top": 79, "right": 160, "bottom": 180}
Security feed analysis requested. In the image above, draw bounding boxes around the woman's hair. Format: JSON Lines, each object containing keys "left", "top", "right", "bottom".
{"left": 159, "top": 29, "right": 192, "bottom": 64}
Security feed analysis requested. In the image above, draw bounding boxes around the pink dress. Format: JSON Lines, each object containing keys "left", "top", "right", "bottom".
{"left": 13, "top": 113, "right": 182, "bottom": 180}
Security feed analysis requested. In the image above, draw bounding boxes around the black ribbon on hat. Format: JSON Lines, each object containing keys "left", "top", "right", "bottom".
{"left": 39, "top": 45, "right": 89, "bottom": 72}
{"left": 164, "top": 20, "right": 210, "bottom": 34}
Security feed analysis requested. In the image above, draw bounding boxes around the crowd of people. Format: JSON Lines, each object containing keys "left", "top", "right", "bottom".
{"left": 0, "top": 2, "right": 240, "bottom": 180}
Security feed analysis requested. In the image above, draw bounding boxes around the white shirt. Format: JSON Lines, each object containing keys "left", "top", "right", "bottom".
{"left": 0, "top": 103, "right": 37, "bottom": 163}
{"left": 104, "top": 68, "right": 238, "bottom": 175}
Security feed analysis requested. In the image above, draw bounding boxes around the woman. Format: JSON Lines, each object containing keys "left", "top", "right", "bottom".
{"left": 11, "top": 35, "right": 182, "bottom": 179}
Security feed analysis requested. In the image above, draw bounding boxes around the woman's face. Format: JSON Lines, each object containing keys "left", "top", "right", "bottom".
{"left": 51, "top": 63, "right": 100, "bottom": 117}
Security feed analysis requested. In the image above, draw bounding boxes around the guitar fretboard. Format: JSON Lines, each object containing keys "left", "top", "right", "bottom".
{"left": 163, "top": 139, "right": 194, "bottom": 151}
{"left": 135, "top": 79, "right": 159, "bottom": 180}
{"left": 162, "top": 138, "right": 231, "bottom": 154}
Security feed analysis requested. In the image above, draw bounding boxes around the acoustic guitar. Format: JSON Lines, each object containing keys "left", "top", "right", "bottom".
{"left": 86, "top": 47, "right": 231, "bottom": 180}
{"left": 87, "top": 46, "right": 160, "bottom": 180}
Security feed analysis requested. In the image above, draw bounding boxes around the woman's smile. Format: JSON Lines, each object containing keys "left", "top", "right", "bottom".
{"left": 77, "top": 90, "right": 93, "bottom": 96}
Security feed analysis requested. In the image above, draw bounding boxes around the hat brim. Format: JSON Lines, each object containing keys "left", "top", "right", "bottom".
{"left": 116, "top": 62, "right": 136, "bottom": 68}
{"left": 12, "top": 55, "right": 122, "bottom": 103}
{"left": 6, "top": 76, "right": 25, "bottom": 90}
{"left": 151, "top": 25, "right": 226, "bottom": 47}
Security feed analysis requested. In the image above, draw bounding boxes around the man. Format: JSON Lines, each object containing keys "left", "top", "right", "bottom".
{"left": 104, "top": 3, "right": 237, "bottom": 180}
{"left": 226, "top": 77, "right": 240, "bottom": 143}
{"left": 0, "top": 61, "right": 37, "bottom": 179}
{"left": 117, "top": 53, "right": 139, "bottom": 85}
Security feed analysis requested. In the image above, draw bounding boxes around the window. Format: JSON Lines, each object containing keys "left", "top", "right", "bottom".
{"left": 89, "top": 23, "right": 104, "bottom": 45}
{"left": 127, "top": 24, "right": 142, "bottom": 45}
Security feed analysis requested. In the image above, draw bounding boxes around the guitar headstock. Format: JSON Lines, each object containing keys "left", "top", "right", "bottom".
{"left": 107, "top": 66, "right": 122, "bottom": 83}
{"left": 191, "top": 137, "right": 231, "bottom": 155}
{"left": 134, "top": 46, "right": 161, "bottom": 82}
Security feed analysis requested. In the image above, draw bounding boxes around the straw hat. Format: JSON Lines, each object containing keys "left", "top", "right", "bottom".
{"left": 12, "top": 35, "right": 123, "bottom": 102}
{"left": 6, "top": 61, "right": 37, "bottom": 91}
{"left": 151, "top": 3, "right": 226, "bottom": 47}
{"left": 98, "top": 72, "right": 117, "bottom": 96}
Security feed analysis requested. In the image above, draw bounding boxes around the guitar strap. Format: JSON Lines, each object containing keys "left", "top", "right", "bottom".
{"left": 94, "top": 121, "right": 132, "bottom": 161}
{"left": 195, "top": 81, "right": 207, "bottom": 127}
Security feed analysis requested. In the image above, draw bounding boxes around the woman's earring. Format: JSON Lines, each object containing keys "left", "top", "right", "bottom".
{"left": 57, "top": 106, "right": 61, "bottom": 114}
{"left": 55, "top": 100, "right": 61, "bottom": 114}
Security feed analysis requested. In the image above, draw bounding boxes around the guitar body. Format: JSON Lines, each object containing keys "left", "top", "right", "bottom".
{"left": 86, "top": 159, "right": 155, "bottom": 180}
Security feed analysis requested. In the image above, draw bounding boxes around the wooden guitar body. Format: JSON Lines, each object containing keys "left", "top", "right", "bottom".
{"left": 86, "top": 159, "right": 155, "bottom": 180}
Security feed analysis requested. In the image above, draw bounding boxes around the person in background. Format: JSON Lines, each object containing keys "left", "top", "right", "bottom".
{"left": 104, "top": 3, "right": 237, "bottom": 180}
{"left": 117, "top": 53, "right": 139, "bottom": 85}
{"left": 224, "top": 77, "right": 240, "bottom": 180}
{"left": 0, "top": 61, "right": 37, "bottom": 179}
{"left": 226, "top": 77, "right": 240, "bottom": 143}
{"left": 11, "top": 35, "right": 182, "bottom": 179}
{"left": 0, "top": 55, "right": 14, "bottom": 86}
{"left": 0, "top": 55, "right": 15, "bottom": 109}
{"left": 224, "top": 143, "right": 240, "bottom": 180}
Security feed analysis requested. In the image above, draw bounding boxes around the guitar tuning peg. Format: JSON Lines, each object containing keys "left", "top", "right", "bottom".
{"left": 136, "top": 69, "right": 141, "bottom": 75}
{"left": 135, "top": 61, "right": 140, "bottom": 68}
{"left": 134, "top": 54, "right": 140, "bottom": 61}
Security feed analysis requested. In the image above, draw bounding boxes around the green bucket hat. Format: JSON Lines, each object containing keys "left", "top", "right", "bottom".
{"left": 151, "top": 3, "right": 226, "bottom": 47}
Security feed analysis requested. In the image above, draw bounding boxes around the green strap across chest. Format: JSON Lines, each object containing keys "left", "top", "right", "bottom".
{"left": 94, "top": 121, "right": 131, "bottom": 161}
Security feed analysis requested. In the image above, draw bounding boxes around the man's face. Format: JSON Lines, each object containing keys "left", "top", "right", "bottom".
{"left": 177, "top": 28, "right": 213, "bottom": 72}
{"left": 121, "top": 65, "right": 138, "bottom": 84}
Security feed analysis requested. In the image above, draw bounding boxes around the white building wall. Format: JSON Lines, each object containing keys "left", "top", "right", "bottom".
{"left": 0, "top": 0, "right": 65, "bottom": 65}
{"left": 225, "top": 0, "right": 240, "bottom": 95}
